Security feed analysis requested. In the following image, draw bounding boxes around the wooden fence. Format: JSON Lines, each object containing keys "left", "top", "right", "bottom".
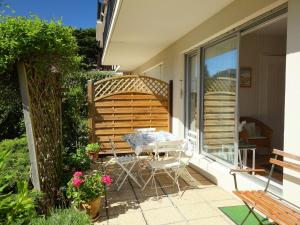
{"left": 88, "top": 75, "right": 172, "bottom": 154}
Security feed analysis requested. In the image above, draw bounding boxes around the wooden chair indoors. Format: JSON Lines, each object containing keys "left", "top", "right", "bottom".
{"left": 240, "top": 117, "right": 273, "bottom": 155}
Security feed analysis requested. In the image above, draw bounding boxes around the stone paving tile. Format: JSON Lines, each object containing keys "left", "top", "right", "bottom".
{"left": 108, "top": 200, "right": 140, "bottom": 216}
{"left": 176, "top": 202, "right": 220, "bottom": 220}
{"left": 189, "top": 216, "right": 234, "bottom": 225}
{"left": 138, "top": 196, "right": 172, "bottom": 211}
{"left": 143, "top": 207, "right": 185, "bottom": 225}
{"left": 108, "top": 212, "right": 146, "bottom": 225}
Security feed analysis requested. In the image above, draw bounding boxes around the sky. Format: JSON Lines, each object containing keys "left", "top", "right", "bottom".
{"left": 4, "top": 0, "right": 97, "bottom": 28}
{"left": 205, "top": 50, "right": 237, "bottom": 76}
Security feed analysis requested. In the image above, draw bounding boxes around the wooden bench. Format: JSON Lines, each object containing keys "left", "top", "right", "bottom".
{"left": 230, "top": 149, "right": 300, "bottom": 225}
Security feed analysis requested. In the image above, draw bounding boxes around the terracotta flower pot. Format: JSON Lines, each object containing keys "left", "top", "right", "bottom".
{"left": 87, "top": 152, "right": 99, "bottom": 162}
{"left": 81, "top": 196, "right": 101, "bottom": 219}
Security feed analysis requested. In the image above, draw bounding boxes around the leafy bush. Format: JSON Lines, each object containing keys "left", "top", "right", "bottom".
{"left": 0, "top": 149, "right": 36, "bottom": 225}
{"left": 29, "top": 208, "right": 92, "bottom": 225}
{"left": 68, "top": 147, "right": 92, "bottom": 171}
{"left": 0, "top": 70, "right": 25, "bottom": 140}
{"left": 62, "top": 70, "right": 113, "bottom": 152}
{"left": 0, "top": 136, "right": 30, "bottom": 191}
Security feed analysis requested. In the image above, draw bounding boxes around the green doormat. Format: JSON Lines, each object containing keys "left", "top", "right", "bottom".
{"left": 219, "top": 205, "right": 273, "bottom": 225}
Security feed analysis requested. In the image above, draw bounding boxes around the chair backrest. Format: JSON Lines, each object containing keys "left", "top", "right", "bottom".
{"left": 109, "top": 138, "right": 118, "bottom": 158}
{"left": 270, "top": 149, "right": 300, "bottom": 173}
{"left": 155, "top": 140, "right": 184, "bottom": 154}
{"left": 185, "top": 130, "right": 197, "bottom": 157}
{"left": 134, "top": 128, "right": 156, "bottom": 133}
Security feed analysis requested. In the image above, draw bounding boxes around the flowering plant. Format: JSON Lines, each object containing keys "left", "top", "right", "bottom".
{"left": 66, "top": 171, "right": 112, "bottom": 207}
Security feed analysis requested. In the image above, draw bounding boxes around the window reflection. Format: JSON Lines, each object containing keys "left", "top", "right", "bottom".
{"left": 203, "top": 37, "right": 237, "bottom": 164}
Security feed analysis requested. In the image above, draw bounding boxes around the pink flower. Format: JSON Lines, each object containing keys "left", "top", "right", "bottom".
{"left": 73, "top": 177, "right": 84, "bottom": 188}
{"left": 101, "top": 175, "right": 112, "bottom": 185}
{"left": 73, "top": 171, "right": 83, "bottom": 178}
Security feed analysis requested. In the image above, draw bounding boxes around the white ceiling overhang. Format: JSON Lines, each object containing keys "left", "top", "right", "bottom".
{"left": 102, "top": 0, "right": 235, "bottom": 71}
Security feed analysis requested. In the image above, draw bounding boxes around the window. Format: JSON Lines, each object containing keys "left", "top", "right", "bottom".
{"left": 202, "top": 36, "right": 238, "bottom": 164}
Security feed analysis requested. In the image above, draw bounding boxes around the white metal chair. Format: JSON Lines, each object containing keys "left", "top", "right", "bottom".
{"left": 142, "top": 140, "right": 184, "bottom": 197}
{"left": 177, "top": 130, "right": 198, "bottom": 182}
{"left": 110, "top": 139, "right": 142, "bottom": 191}
{"left": 134, "top": 128, "right": 156, "bottom": 133}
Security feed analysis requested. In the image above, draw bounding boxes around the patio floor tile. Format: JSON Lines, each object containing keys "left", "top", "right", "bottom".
{"left": 138, "top": 196, "right": 172, "bottom": 210}
{"left": 108, "top": 212, "right": 146, "bottom": 225}
{"left": 189, "top": 216, "right": 234, "bottom": 225}
{"left": 108, "top": 201, "right": 140, "bottom": 216}
{"left": 143, "top": 207, "right": 185, "bottom": 225}
{"left": 176, "top": 202, "right": 219, "bottom": 220}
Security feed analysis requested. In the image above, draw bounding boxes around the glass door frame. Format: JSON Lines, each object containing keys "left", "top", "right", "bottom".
{"left": 184, "top": 49, "right": 201, "bottom": 153}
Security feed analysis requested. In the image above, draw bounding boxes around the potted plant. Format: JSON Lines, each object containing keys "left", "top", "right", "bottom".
{"left": 66, "top": 171, "right": 112, "bottom": 220}
{"left": 85, "top": 143, "right": 100, "bottom": 162}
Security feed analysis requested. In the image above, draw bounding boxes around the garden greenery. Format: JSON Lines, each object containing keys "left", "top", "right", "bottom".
{"left": 0, "top": 136, "right": 30, "bottom": 191}
{"left": 0, "top": 15, "right": 81, "bottom": 206}
{"left": 0, "top": 148, "right": 37, "bottom": 225}
{"left": 29, "top": 208, "right": 92, "bottom": 225}
{"left": 0, "top": 16, "right": 81, "bottom": 75}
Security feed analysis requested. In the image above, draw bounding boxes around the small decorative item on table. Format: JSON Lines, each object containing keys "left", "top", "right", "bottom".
{"left": 85, "top": 143, "right": 100, "bottom": 162}
{"left": 66, "top": 171, "right": 112, "bottom": 220}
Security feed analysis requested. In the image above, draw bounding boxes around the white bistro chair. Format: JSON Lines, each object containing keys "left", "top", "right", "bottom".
{"left": 142, "top": 140, "right": 184, "bottom": 197}
{"left": 177, "top": 130, "right": 198, "bottom": 182}
{"left": 110, "top": 139, "right": 142, "bottom": 191}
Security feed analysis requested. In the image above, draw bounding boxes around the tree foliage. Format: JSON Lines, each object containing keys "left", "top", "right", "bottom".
{"left": 0, "top": 16, "right": 81, "bottom": 75}
{"left": 73, "top": 28, "right": 101, "bottom": 70}
{"left": 0, "top": 69, "right": 24, "bottom": 140}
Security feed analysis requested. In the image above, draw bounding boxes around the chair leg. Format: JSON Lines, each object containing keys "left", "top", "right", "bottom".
{"left": 241, "top": 203, "right": 264, "bottom": 225}
{"left": 115, "top": 170, "right": 125, "bottom": 185}
{"left": 117, "top": 161, "right": 141, "bottom": 191}
{"left": 142, "top": 169, "right": 155, "bottom": 190}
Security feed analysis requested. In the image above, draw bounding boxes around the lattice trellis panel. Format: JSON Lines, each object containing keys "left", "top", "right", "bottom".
{"left": 88, "top": 75, "right": 172, "bottom": 154}
{"left": 94, "top": 75, "right": 169, "bottom": 101}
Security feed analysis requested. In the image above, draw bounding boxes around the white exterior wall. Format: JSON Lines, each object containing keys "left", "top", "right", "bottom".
{"left": 283, "top": 0, "right": 300, "bottom": 206}
{"left": 132, "top": 0, "right": 290, "bottom": 197}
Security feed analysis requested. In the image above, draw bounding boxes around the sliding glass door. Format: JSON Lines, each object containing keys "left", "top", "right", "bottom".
{"left": 202, "top": 36, "right": 238, "bottom": 164}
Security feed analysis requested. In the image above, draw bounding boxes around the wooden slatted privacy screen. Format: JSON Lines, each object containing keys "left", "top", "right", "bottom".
{"left": 88, "top": 75, "right": 172, "bottom": 154}
{"left": 203, "top": 77, "right": 236, "bottom": 153}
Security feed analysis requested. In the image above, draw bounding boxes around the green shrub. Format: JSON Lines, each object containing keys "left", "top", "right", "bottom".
{"left": 0, "top": 70, "right": 25, "bottom": 140}
{"left": 0, "top": 136, "right": 30, "bottom": 190}
{"left": 29, "top": 208, "right": 92, "bottom": 225}
{"left": 68, "top": 147, "right": 92, "bottom": 171}
{"left": 62, "top": 70, "right": 113, "bottom": 152}
{"left": 0, "top": 148, "right": 37, "bottom": 225}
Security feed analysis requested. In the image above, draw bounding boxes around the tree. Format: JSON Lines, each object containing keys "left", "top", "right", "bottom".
{"left": 73, "top": 28, "right": 101, "bottom": 70}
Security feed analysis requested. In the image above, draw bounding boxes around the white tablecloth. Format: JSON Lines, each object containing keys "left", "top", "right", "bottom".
{"left": 123, "top": 131, "right": 178, "bottom": 155}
